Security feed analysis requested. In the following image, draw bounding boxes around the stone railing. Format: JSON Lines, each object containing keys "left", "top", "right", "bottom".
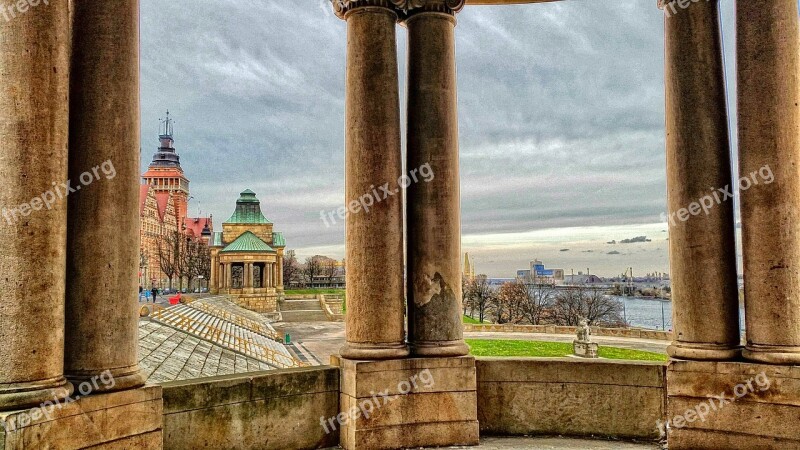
{"left": 464, "top": 323, "right": 673, "bottom": 341}
{"left": 319, "top": 294, "right": 345, "bottom": 322}
{"left": 476, "top": 358, "right": 667, "bottom": 440}
{"left": 162, "top": 367, "right": 339, "bottom": 450}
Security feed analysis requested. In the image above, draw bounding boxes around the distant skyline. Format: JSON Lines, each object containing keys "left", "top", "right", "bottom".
{"left": 140, "top": 0, "right": 739, "bottom": 278}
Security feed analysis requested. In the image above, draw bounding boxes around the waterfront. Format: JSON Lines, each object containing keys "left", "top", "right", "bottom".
{"left": 615, "top": 296, "right": 746, "bottom": 331}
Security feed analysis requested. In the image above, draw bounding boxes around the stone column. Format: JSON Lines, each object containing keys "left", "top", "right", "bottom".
{"left": 334, "top": 0, "right": 408, "bottom": 360}
{"left": 277, "top": 252, "right": 284, "bottom": 288}
{"left": 405, "top": 0, "right": 469, "bottom": 357}
{"left": 738, "top": 0, "right": 800, "bottom": 364}
{"left": 210, "top": 259, "right": 218, "bottom": 293}
{"left": 0, "top": 0, "right": 74, "bottom": 410}
{"left": 244, "top": 263, "right": 253, "bottom": 288}
{"left": 226, "top": 263, "right": 232, "bottom": 290}
{"left": 65, "top": 0, "right": 145, "bottom": 392}
{"left": 661, "top": 0, "right": 740, "bottom": 360}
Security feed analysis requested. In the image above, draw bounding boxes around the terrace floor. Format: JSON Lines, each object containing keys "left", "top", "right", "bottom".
{"left": 324, "top": 436, "right": 663, "bottom": 449}
{"left": 447, "top": 436, "right": 663, "bottom": 449}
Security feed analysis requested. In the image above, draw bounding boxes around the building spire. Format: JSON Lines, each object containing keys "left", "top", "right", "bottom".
{"left": 160, "top": 110, "right": 174, "bottom": 137}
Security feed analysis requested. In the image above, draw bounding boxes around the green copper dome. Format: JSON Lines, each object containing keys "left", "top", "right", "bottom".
{"left": 224, "top": 190, "right": 272, "bottom": 224}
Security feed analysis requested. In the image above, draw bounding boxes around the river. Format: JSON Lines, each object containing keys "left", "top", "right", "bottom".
{"left": 611, "top": 296, "right": 746, "bottom": 331}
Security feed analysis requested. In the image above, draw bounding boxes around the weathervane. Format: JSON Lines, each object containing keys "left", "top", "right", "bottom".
{"left": 159, "top": 110, "right": 175, "bottom": 137}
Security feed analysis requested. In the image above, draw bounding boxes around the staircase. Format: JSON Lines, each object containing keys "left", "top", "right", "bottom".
{"left": 279, "top": 297, "right": 329, "bottom": 322}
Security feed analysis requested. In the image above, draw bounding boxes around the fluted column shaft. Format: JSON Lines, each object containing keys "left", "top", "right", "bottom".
{"left": 339, "top": 2, "right": 408, "bottom": 360}
{"left": 65, "top": 0, "right": 145, "bottom": 392}
{"left": 738, "top": 0, "right": 800, "bottom": 364}
{"left": 0, "top": 0, "right": 73, "bottom": 410}
{"left": 662, "top": 0, "right": 740, "bottom": 360}
{"left": 405, "top": 3, "right": 469, "bottom": 357}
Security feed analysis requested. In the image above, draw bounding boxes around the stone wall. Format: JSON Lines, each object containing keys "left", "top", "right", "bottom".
{"left": 162, "top": 367, "right": 339, "bottom": 450}
{"left": 476, "top": 358, "right": 667, "bottom": 440}
{"left": 0, "top": 386, "right": 163, "bottom": 450}
{"left": 231, "top": 294, "right": 278, "bottom": 313}
{"left": 667, "top": 360, "right": 800, "bottom": 449}
{"left": 464, "top": 323, "right": 673, "bottom": 341}
{"left": 319, "top": 295, "right": 345, "bottom": 322}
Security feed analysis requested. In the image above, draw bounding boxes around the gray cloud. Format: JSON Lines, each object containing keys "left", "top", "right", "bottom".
{"left": 140, "top": 0, "right": 737, "bottom": 273}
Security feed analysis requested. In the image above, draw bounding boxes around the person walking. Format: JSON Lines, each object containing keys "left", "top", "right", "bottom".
{"left": 150, "top": 287, "right": 158, "bottom": 303}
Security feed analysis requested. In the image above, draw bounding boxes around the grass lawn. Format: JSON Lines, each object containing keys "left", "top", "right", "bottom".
{"left": 465, "top": 339, "right": 667, "bottom": 362}
{"left": 463, "top": 315, "right": 487, "bottom": 324}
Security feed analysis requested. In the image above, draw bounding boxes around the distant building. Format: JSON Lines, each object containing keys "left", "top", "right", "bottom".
{"left": 209, "top": 190, "right": 286, "bottom": 313}
{"left": 516, "top": 259, "right": 565, "bottom": 284}
{"left": 141, "top": 112, "right": 190, "bottom": 224}
{"left": 463, "top": 252, "right": 475, "bottom": 280}
{"left": 138, "top": 113, "right": 212, "bottom": 290}
{"left": 563, "top": 274, "right": 603, "bottom": 285}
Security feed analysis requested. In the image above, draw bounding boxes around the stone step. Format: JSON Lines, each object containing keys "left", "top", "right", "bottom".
{"left": 279, "top": 310, "right": 329, "bottom": 322}
{"left": 280, "top": 299, "right": 321, "bottom": 311}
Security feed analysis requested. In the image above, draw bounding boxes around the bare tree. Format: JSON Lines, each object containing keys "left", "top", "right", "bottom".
{"left": 494, "top": 280, "right": 527, "bottom": 324}
{"left": 469, "top": 274, "right": 494, "bottom": 323}
{"left": 192, "top": 240, "right": 211, "bottom": 290}
{"left": 321, "top": 258, "right": 338, "bottom": 287}
{"left": 551, "top": 286, "right": 624, "bottom": 326}
{"left": 282, "top": 250, "right": 301, "bottom": 288}
{"left": 303, "top": 256, "right": 323, "bottom": 288}
{"left": 156, "top": 229, "right": 180, "bottom": 290}
{"left": 522, "top": 275, "right": 556, "bottom": 325}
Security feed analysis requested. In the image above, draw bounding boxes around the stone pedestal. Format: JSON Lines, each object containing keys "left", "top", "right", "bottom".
{"left": 333, "top": 355, "right": 479, "bottom": 449}
{"left": 667, "top": 360, "right": 800, "bottom": 449}
{"left": 0, "top": 385, "right": 162, "bottom": 449}
{"left": 573, "top": 341, "right": 599, "bottom": 359}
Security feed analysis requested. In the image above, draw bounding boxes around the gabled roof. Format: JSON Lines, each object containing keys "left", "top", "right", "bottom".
{"left": 184, "top": 217, "right": 213, "bottom": 238}
{"left": 221, "top": 231, "right": 275, "bottom": 253}
{"left": 139, "top": 185, "right": 152, "bottom": 215}
{"left": 154, "top": 192, "right": 171, "bottom": 221}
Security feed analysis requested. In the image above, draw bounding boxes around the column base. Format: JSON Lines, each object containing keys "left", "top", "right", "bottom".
{"left": 66, "top": 365, "right": 146, "bottom": 394}
{"left": 409, "top": 339, "right": 470, "bottom": 357}
{"left": 340, "top": 342, "right": 409, "bottom": 360}
{"left": 0, "top": 377, "right": 73, "bottom": 411}
{"left": 743, "top": 343, "right": 800, "bottom": 365}
{"left": 667, "top": 342, "right": 741, "bottom": 361}
{"left": 333, "top": 355, "right": 479, "bottom": 450}
{"left": 0, "top": 385, "right": 162, "bottom": 449}
{"left": 667, "top": 360, "right": 800, "bottom": 449}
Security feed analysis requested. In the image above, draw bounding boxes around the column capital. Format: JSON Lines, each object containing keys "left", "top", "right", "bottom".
{"left": 404, "top": 0, "right": 465, "bottom": 16}
{"left": 332, "top": 0, "right": 404, "bottom": 19}
{"left": 332, "top": 0, "right": 464, "bottom": 20}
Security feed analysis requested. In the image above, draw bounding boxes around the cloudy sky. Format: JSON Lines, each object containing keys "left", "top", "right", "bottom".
{"left": 140, "top": 0, "right": 739, "bottom": 277}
